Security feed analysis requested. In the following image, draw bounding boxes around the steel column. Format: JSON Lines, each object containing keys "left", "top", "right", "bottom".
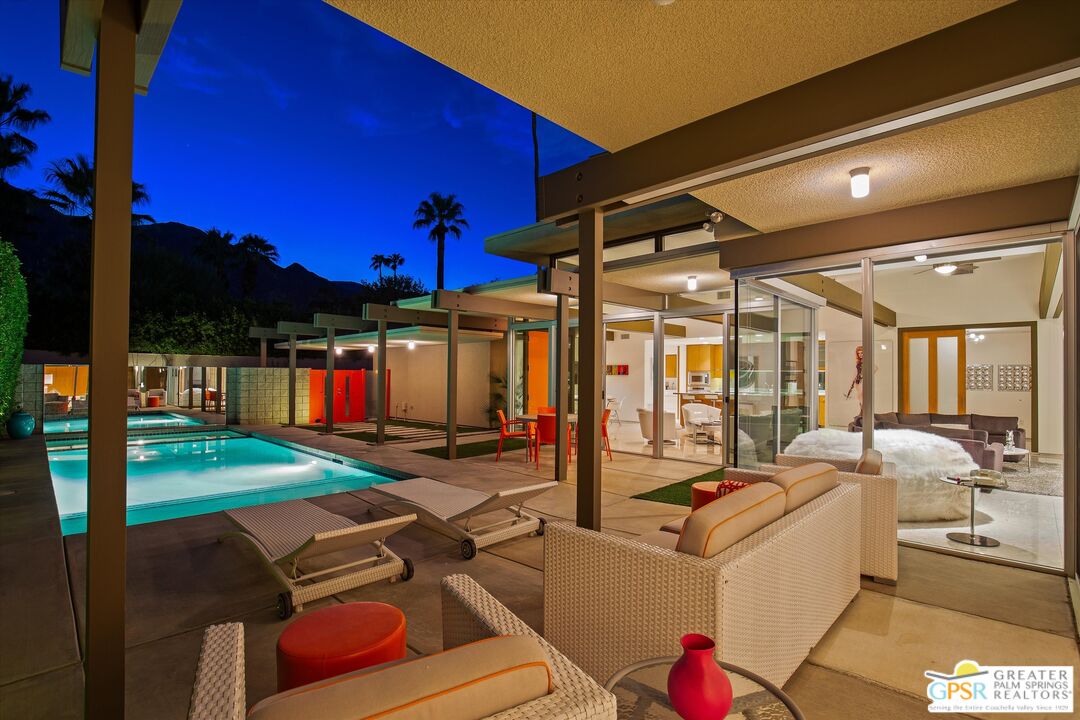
{"left": 377, "top": 321, "right": 387, "bottom": 444}
{"left": 200, "top": 366, "right": 207, "bottom": 413}
{"left": 325, "top": 329, "right": 335, "bottom": 433}
{"left": 1063, "top": 231, "right": 1077, "bottom": 576}
{"left": 259, "top": 338, "right": 267, "bottom": 367}
{"left": 577, "top": 208, "right": 604, "bottom": 529}
{"left": 216, "top": 366, "right": 223, "bottom": 414}
{"left": 287, "top": 335, "right": 297, "bottom": 425}
{"left": 555, "top": 295, "right": 570, "bottom": 482}
{"left": 446, "top": 310, "right": 459, "bottom": 459}
{"left": 652, "top": 312, "right": 664, "bottom": 458}
{"left": 860, "top": 258, "right": 875, "bottom": 451}
{"left": 84, "top": 0, "right": 136, "bottom": 715}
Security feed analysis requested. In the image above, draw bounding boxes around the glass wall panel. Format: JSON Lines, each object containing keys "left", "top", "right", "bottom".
{"left": 735, "top": 285, "right": 777, "bottom": 468}
{"left": 779, "top": 298, "right": 813, "bottom": 452}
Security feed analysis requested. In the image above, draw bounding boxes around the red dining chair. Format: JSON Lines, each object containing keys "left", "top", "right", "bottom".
{"left": 537, "top": 406, "right": 555, "bottom": 414}
{"left": 534, "top": 414, "right": 573, "bottom": 469}
{"left": 496, "top": 410, "right": 531, "bottom": 462}
{"left": 573, "top": 408, "right": 614, "bottom": 461}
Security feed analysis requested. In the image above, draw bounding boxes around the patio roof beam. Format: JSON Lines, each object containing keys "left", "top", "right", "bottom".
{"left": 537, "top": 0, "right": 1080, "bottom": 221}
{"left": 782, "top": 274, "right": 897, "bottom": 327}
{"left": 432, "top": 289, "right": 557, "bottom": 321}
{"left": 249, "top": 327, "right": 289, "bottom": 368}
{"left": 276, "top": 323, "right": 321, "bottom": 426}
{"left": 537, "top": 267, "right": 666, "bottom": 311}
{"left": 361, "top": 304, "right": 508, "bottom": 332}
{"left": 1039, "top": 244, "right": 1064, "bottom": 320}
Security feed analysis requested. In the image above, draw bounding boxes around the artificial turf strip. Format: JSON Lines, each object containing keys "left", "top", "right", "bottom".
{"left": 631, "top": 467, "right": 727, "bottom": 506}
{"left": 414, "top": 438, "right": 529, "bottom": 459}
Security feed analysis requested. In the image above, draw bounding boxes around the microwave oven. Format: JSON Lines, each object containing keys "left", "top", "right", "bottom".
{"left": 687, "top": 371, "right": 710, "bottom": 389}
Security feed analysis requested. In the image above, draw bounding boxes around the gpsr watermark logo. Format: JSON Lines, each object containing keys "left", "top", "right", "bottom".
{"left": 925, "top": 660, "right": 1074, "bottom": 713}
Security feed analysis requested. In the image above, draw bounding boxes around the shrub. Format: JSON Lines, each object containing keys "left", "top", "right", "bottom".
{"left": 0, "top": 238, "right": 29, "bottom": 423}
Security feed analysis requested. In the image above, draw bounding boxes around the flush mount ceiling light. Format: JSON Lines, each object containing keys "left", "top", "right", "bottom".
{"left": 653, "top": 0, "right": 676, "bottom": 6}
{"left": 967, "top": 332, "right": 986, "bottom": 343}
{"left": 334, "top": 347, "right": 343, "bottom": 356}
{"left": 849, "top": 167, "right": 870, "bottom": 198}
{"left": 407, "top": 341, "right": 416, "bottom": 350}
{"left": 914, "top": 255, "right": 927, "bottom": 263}
{"left": 367, "top": 345, "right": 376, "bottom": 353}
{"left": 934, "top": 263, "right": 958, "bottom": 275}
{"left": 686, "top": 275, "right": 698, "bottom": 291}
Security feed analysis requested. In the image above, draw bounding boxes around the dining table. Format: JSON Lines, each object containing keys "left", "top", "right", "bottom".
{"left": 516, "top": 413, "right": 578, "bottom": 424}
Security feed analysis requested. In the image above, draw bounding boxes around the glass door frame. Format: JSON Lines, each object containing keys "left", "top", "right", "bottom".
{"left": 729, "top": 224, "right": 1075, "bottom": 577}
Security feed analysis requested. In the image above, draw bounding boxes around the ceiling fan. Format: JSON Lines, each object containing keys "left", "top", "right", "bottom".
{"left": 914, "top": 257, "right": 1002, "bottom": 276}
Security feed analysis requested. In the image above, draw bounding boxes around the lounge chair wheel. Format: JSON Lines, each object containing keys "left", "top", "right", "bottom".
{"left": 400, "top": 558, "right": 414, "bottom": 581}
{"left": 460, "top": 538, "right": 477, "bottom": 560}
{"left": 535, "top": 518, "right": 546, "bottom": 536}
{"left": 277, "top": 592, "right": 294, "bottom": 620}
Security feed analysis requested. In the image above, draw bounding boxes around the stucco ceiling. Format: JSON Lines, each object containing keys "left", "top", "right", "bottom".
{"left": 698, "top": 87, "right": 1080, "bottom": 232}
{"left": 328, "top": 0, "right": 1008, "bottom": 152}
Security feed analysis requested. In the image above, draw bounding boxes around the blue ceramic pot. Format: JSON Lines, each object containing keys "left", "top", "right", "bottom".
{"left": 6, "top": 410, "right": 35, "bottom": 439}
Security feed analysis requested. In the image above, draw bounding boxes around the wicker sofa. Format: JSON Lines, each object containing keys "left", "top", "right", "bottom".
{"left": 187, "top": 574, "right": 615, "bottom": 720}
{"left": 769, "top": 455, "right": 898, "bottom": 583}
{"left": 544, "top": 477, "right": 861, "bottom": 687}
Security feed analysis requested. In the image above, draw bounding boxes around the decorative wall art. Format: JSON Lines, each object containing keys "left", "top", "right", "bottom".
{"left": 605, "top": 364, "right": 630, "bottom": 376}
{"left": 997, "top": 364, "right": 1031, "bottom": 392}
{"left": 965, "top": 364, "right": 993, "bottom": 391}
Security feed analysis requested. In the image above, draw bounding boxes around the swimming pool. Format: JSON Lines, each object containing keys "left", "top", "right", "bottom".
{"left": 44, "top": 411, "right": 205, "bottom": 434}
{"left": 47, "top": 430, "right": 396, "bottom": 534}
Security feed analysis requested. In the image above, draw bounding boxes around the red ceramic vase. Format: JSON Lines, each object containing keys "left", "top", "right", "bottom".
{"left": 667, "top": 634, "right": 733, "bottom": 720}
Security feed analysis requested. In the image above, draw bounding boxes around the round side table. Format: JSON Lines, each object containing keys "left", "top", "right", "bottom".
{"left": 605, "top": 656, "right": 805, "bottom": 719}
{"left": 276, "top": 602, "right": 406, "bottom": 691}
{"left": 690, "top": 481, "right": 720, "bottom": 511}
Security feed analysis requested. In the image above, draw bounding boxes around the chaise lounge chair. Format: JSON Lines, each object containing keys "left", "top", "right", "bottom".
{"left": 368, "top": 477, "right": 555, "bottom": 559}
{"left": 221, "top": 499, "right": 417, "bottom": 619}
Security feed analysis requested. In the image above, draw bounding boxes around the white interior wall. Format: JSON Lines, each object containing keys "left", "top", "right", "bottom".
{"left": 965, "top": 329, "right": 1032, "bottom": 434}
{"left": 385, "top": 342, "right": 492, "bottom": 427}
{"left": 604, "top": 333, "right": 648, "bottom": 417}
{"left": 818, "top": 306, "right": 897, "bottom": 427}
{"left": 1037, "top": 317, "right": 1064, "bottom": 454}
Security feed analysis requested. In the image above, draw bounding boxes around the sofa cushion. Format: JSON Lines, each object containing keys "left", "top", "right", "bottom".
{"left": 897, "top": 413, "right": 931, "bottom": 426}
{"left": 874, "top": 412, "right": 898, "bottom": 424}
{"left": 676, "top": 482, "right": 785, "bottom": 558}
{"left": 970, "top": 414, "right": 1018, "bottom": 434}
{"left": 930, "top": 413, "right": 970, "bottom": 426}
{"left": 247, "top": 635, "right": 552, "bottom": 720}
{"left": 854, "top": 448, "right": 884, "bottom": 475}
{"left": 768, "top": 463, "right": 840, "bottom": 513}
{"left": 659, "top": 516, "right": 687, "bottom": 534}
{"left": 638, "top": 529, "right": 681, "bottom": 549}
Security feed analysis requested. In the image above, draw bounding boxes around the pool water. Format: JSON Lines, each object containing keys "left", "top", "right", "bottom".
{"left": 44, "top": 411, "right": 205, "bottom": 434}
{"left": 47, "top": 431, "right": 395, "bottom": 534}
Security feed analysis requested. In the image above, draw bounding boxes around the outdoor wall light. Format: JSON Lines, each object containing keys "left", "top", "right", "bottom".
{"left": 934, "top": 263, "right": 958, "bottom": 275}
{"left": 367, "top": 345, "right": 376, "bottom": 353}
{"left": 914, "top": 255, "right": 927, "bottom": 263}
{"left": 686, "top": 275, "right": 698, "bottom": 291}
{"left": 849, "top": 167, "right": 870, "bottom": 198}
{"left": 335, "top": 347, "right": 343, "bottom": 356}
{"left": 407, "top": 341, "right": 416, "bottom": 350}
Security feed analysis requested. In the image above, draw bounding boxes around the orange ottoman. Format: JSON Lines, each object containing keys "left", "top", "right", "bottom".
{"left": 690, "top": 481, "right": 721, "bottom": 511}
{"left": 146, "top": 395, "right": 161, "bottom": 408}
{"left": 276, "top": 602, "right": 406, "bottom": 691}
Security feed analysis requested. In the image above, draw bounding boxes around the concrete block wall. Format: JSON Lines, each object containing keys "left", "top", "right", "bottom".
{"left": 226, "top": 367, "right": 309, "bottom": 425}
{"left": 14, "top": 364, "right": 44, "bottom": 433}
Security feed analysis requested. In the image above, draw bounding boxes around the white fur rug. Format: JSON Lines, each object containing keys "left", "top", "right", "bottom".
{"left": 784, "top": 428, "right": 975, "bottom": 521}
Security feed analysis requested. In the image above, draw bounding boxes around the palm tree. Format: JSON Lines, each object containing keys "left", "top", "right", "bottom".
{"left": 235, "top": 233, "right": 279, "bottom": 299}
{"left": 42, "top": 154, "right": 154, "bottom": 224}
{"left": 0, "top": 75, "right": 50, "bottom": 181}
{"left": 369, "top": 253, "right": 388, "bottom": 280}
{"left": 412, "top": 192, "right": 468, "bottom": 290}
{"left": 196, "top": 227, "right": 235, "bottom": 291}
{"left": 386, "top": 252, "right": 405, "bottom": 277}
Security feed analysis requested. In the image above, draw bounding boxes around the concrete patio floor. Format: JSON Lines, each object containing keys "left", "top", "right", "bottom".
{"left": 1, "top": 425, "right": 1077, "bottom": 719}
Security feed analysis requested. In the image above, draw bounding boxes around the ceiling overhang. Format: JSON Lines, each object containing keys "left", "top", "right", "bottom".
{"left": 60, "top": 0, "right": 182, "bottom": 93}
{"left": 283, "top": 326, "right": 501, "bottom": 351}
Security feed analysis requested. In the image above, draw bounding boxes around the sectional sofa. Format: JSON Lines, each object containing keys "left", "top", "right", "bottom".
{"left": 848, "top": 411, "right": 1021, "bottom": 471}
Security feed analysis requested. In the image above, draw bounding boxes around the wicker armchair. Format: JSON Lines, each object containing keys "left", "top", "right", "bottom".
{"left": 188, "top": 575, "right": 615, "bottom": 720}
{"left": 544, "top": 483, "right": 861, "bottom": 688}
{"left": 770, "top": 454, "right": 898, "bottom": 583}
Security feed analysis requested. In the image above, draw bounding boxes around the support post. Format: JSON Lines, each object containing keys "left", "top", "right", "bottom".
{"left": 287, "top": 335, "right": 297, "bottom": 425}
{"left": 200, "top": 366, "right": 207, "bottom": 413}
{"left": 577, "top": 208, "right": 603, "bottom": 529}
{"left": 1063, "top": 231, "right": 1077, "bottom": 576}
{"left": 259, "top": 338, "right": 267, "bottom": 368}
{"left": 376, "top": 320, "right": 387, "bottom": 445}
{"left": 860, "top": 258, "right": 875, "bottom": 451}
{"left": 84, "top": 0, "right": 136, "bottom": 715}
{"left": 325, "top": 329, "right": 335, "bottom": 433}
{"left": 555, "top": 295, "right": 570, "bottom": 482}
{"left": 216, "top": 366, "right": 223, "bottom": 414}
{"left": 652, "top": 312, "right": 664, "bottom": 458}
{"left": 187, "top": 367, "right": 193, "bottom": 409}
{"left": 446, "top": 310, "right": 459, "bottom": 459}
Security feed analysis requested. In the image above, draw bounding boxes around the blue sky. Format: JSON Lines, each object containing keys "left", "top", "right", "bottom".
{"left": 0, "top": 0, "right": 602, "bottom": 287}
